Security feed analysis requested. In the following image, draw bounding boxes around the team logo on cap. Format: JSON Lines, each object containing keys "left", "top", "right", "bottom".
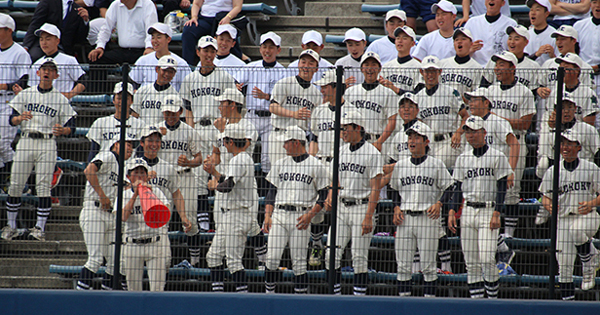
{"left": 201, "top": 37, "right": 216, "bottom": 44}
{"left": 163, "top": 57, "right": 176, "bottom": 65}
{"left": 467, "top": 117, "right": 477, "bottom": 123}
{"left": 424, "top": 57, "right": 436, "bottom": 64}
{"left": 558, "top": 26, "right": 568, "bottom": 32}
{"left": 148, "top": 126, "right": 159, "bottom": 132}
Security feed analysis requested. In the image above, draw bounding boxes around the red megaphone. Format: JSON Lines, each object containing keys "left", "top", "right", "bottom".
{"left": 138, "top": 184, "right": 171, "bottom": 228}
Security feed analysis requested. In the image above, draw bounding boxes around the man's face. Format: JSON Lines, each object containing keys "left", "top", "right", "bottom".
{"left": 395, "top": 33, "right": 414, "bottom": 56}
{"left": 320, "top": 84, "right": 335, "bottom": 99}
{"left": 302, "top": 41, "right": 324, "bottom": 54}
{"left": 142, "top": 134, "right": 162, "bottom": 156}
{"left": 113, "top": 93, "right": 133, "bottom": 109}
{"left": 464, "top": 128, "right": 487, "bottom": 147}
{"left": 399, "top": 101, "right": 419, "bottom": 122}
{"left": 560, "top": 138, "right": 581, "bottom": 161}
{"left": 345, "top": 40, "right": 366, "bottom": 59}
{"left": 420, "top": 68, "right": 441, "bottom": 86}
{"left": 216, "top": 33, "right": 235, "bottom": 55}
{"left": 435, "top": 9, "right": 455, "bottom": 31}
{"left": 298, "top": 55, "right": 318, "bottom": 80}
{"left": 39, "top": 32, "right": 60, "bottom": 54}
{"left": 36, "top": 65, "right": 59, "bottom": 84}
{"left": 259, "top": 40, "right": 281, "bottom": 63}
{"left": 507, "top": 32, "right": 528, "bottom": 55}
{"left": 468, "top": 97, "right": 489, "bottom": 117}
{"left": 560, "top": 101, "right": 577, "bottom": 122}
{"left": 529, "top": 2, "right": 550, "bottom": 27}
{"left": 555, "top": 35, "right": 576, "bottom": 55}
{"left": 128, "top": 167, "right": 149, "bottom": 183}
{"left": 197, "top": 46, "right": 216, "bottom": 66}
{"left": 494, "top": 59, "right": 516, "bottom": 83}
{"left": 156, "top": 67, "right": 176, "bottom": 85}
{"left": 385, "top": 17, "right": 404, "bottom": 37}
{"left": 407, "top": 132, "right": 428, "bottom": 155}
{"left": 163, "top": 110, "right": 181, "bottom": 125}
{"left": 560, "top": 61, "right": 581, "bottom": 82}
{"left": 151, "top": 32, "right": 171, "bottom": 52}
{"left": 453, "top": 34, "right": 473, "bottom": 57}
{"left": 0, "top": 27, "right": 13, "bottom": 46}
{"left": 360, "top": 58, "right": 381, "bottom": 83}
{"left": 591, "top": 0, "right": 600, "bottom": 19}
{"left": 486, "top": 0, "right": 505, "bottom": 16}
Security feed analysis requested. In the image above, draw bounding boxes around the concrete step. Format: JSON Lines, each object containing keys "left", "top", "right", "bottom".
{"left": 0, "top": 257, "right": 86, "bottom": 277}
{"left": 304, "top": 1, "right": 392, "bottom": 16}
{"left": 241, "top": 45, "right": 347, "bottom": 63}
{"left": 0, "top": 240, "right": 86, "bottom": 255}
{"left": 50, "top": 206, "right": 82, "bottom": 220}
{"left": 257, "top": 16, "right": 383, "bottom": 32}
{"left": 0, "top": 275, "right": 73, "bottom": 289}
{"left": 45, "top": 223, "right": 83, "bottom": 241}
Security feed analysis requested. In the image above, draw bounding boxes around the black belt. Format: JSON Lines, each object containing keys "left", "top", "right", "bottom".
{"left": 515, "top": 134, "right": 521, "bottom": 140}
{"left": 317, "top": 156, "right": 333, "bottom": 162}
{"left": 251, "top": 109, "right": 271, "bottom": 117}
{"left": 273, "top": 127, "right": 285, "bottom": 132}
{"left": 341, "top": 198, "right": 369, "bottom": 207}
{"left": 466, "top": 201, "right": 495, "bottom": 208}
{"left": 178, "top": 169, "right": 191, "bottom": 174}
{"left": 23, "top": 132, "right": 53, "bottom": 139}
{"left": 127, "top": 235, "right": 160, "bottom": 244}
{"left": 434, "top": 133, "right": 452, "bottom": 142}
{"left": 198, "top": 118, "right": 212, "bottom": 126}
{"left": 365, "top": 133, "right": 381, "bottom": 141}
{"left": 93, "top": 201, "right": 112, "bottom": 212}
{"left": 404, "top": 210, "right": 424, "bottom": 216}
{"left": 278, "top": 205, "right": 308, "bottom": 212}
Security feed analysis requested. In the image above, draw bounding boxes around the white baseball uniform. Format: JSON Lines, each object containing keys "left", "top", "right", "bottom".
{"left": 525, "top": 25, "right": 559, "bottom": 66}
{"left": 482, "top": 57, "right": 543, "bottom": 90}
{"left": 540, "top": 56, "right": 596, "bottom": 94}
{"left": 382, "top": 56, "right": 423, "bottom": 94}
{"left": 464, "top": 14, "right": 518, "bottom": 65}
{"left": 87, "top": 115, "right": 147, "bottom": 152}
{"left": 288, "top": 58, "right": 334, "bottom": 83}
{"left": 130, "top": 52, "right": 191, "bottom": 91}
{"left": 335, "top": 54, "right": 364, "bottom": 84}
{"left": 29, "top": 53, "right": 86, "bottom": 93}
{"left": 574, "top": 17, "right": 600, "bottom": 97}
{"left": 344, "top": 83, "right": 397, "bottom": 141}
{"left": 439, "top": 55, "right": 484, "bottom": 99}
{"left": 310, "top": 102, "right": 342, "bottom": 160}
{"left": 412, "top": 30, "right": 455, "bottom": 61}
{"left": 180, "top": 67, "right": 236, "bottom": 124}
{"left": 132, "top": 83, "right": 180, "bottom": 125}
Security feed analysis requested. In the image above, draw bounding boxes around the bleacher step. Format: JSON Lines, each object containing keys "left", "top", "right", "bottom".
{"left": 0, "top": 275, "right": 73, "bottom": 289}
{"left": 45, "top": 223, "right": 83, "bottom": 241}
{"left": 258, "top": 16, "right": 383, "bottom": 31}
{"left": 0, "top": 258, "right": 86, "bottom": 276}
{"left": 0, "top": 240, "right": 86, "bottom": 254}
{"left": 304, "top": 1, "right": 393, "bottom": 16}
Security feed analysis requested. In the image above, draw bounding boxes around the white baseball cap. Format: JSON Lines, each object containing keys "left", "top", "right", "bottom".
{"left": 551, "top": 25, "right": 578, "bottom": 41}
{"left": 562, "top": 92, "right": 577, "bottom": 106}
{"left": 526, "top": 0, "right": 551, "bottom": 12}
{"left": 223, "top": 123, "right": 247, "bottom": 140}
{"left": 555, "top": 52, "right": 584, "bottom": 69}
{"left": 127, "top": 158, "right": 150, "bottom": 173}
{"left": 34, "top": 23, "right": 61, "bottom": 38}
{"left": 147, "top": 22, "right": 173, "bottom": 38}
{"left": 113, "top": 82, "right": 135, "bottom": 96}
{"left": 406, "top": 121, "right": 433, "bottom": 141}
{"left": 214, "top": 88, "right": 245, "bottom": 104}
{"left": 314, "top": 69, "right": 344, "bottom": 86}
{"left": 299, "top": 49, "right": 320, "bottom": 63}
{"left": 385, "top": 9, "right": 407, "bottom": 22}
{"left": 260, "top": 31, "right": 281, "bottom": 46}
{"left": 302, "top": 30, "right": 323, "bottom": 46}
{"left": 506, "top": 25, "right": 530, "bottom": 41}
{"left": 216, "top": 24, "right": 237, "bottom": 39}
{"left": 0, "top": 13, "right": 16, "bottom": 31}
{"left": 464, "top": 87, "right": 490, "bottom": 102}
{"left": 393, "top": 26, "right": 416, "bottom": 42}
{"left": 399, "top": 92, "right": 419, "bottom": 107}
{"left": 431, "top": 0, "right": 457, "bottom": 14}
{"left": 197, "top": 35, "right": 218, "bottom": 49}
{"left": 160, "top": 95, "right": 183, "bottom": 112}
{"left": 283, "top": 126, "right": 306, "bottom": 142}
{"left": 341, "top": 110, "right": 363, "bottom": 127}
{"left": 344, "top": 27, "right": 366, "bottom": 42}
{"left": 109, "top": 133, "right": 136, "bottom": 150}
{"left": 492, "top": 51, "right": 518, "bottom": 66}
{"left": 38, "top": 57, "right": 58, "bottom": 71}
{"left": 141, "top": 125, "right": 163, "bottom": 139}
{"left": 360, "top": 51, "right": 382, "bottom": 66}
{"left": 463, "top": 116, "right": 485, "bottom": 131}
{"left": 421, "top": 55, "right": 441, "bottom": 70}
{"left": 453, "top": 27, "right": 473, "bottom": 41}
{"left": 157, "top": 55, "right": 177, "bottom": 70}
{"left": 561, "top": 128, "right": 581, "bottom": 145}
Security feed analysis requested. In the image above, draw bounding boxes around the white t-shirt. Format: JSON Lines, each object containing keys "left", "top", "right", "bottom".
{"left": 574, "top": 18, "right": 600, "bottom": 71}
{"left": 464, "top": 14, "right": 518, "bottom": 65}
{"left": 130, "top": 52, "right": 191, "bottom": 91}
{"left": 525, "top": 25, "right": 559, "bottom": 66}
{"left": 199, "top": 54, "right": 246, "bottom": 77}
{"left": 29, "top": 53, "right": 85, "bottom": 93}
{"left": 0, "top": 43, "right": 31, "bottom": 105}
{"left": 366, "top": 36, "right": 398, "bottom": 65}
{"left": 335, "top": 54, "right": 364, "bottom": 84}
{"left": 201, "top": 0, "right": 232, "bottom": 17}
{"left": 411, "top": 30, "right": 455, "bottom": 61}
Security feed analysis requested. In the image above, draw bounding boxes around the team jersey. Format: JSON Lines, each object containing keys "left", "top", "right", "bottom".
{"left": 217, "top": 152, "right": 256, "bottom": 210}
{"left": 345, "top": 83, "right": 397, "bottom": 135}
{"left": 453, "top": 145, "right": 513, "bottom": 203}
{"left": 117, "top": 186, "right": 170, "bottom": 239}
{"left": 144, "top": 157, "right": 181, "bottom": 205}
{"left": 439, "top": 56, "right": 484, "bottom": 98}
{"left": 9, "top": 86, "right": 76, "bottom": 134}
{"left": 287, "top": 57, "right": 335, "bottom": 83}
{"left": 540, "top": 159, "right": 600, "bottom": 217}
{"left": 194, "top": 122, "right": 218, "bottom": 192}
{"left": 130, "top": 52, "right": 191, "bottom": 91}
{"left": 538, "top": 120, "right": 600, "bottom": 161}
{"left": 366, "top": 36, "right": 399, "bottom": 65}
{"left": 540, "top": 56, "right": 596, "bottom": 90}
{"left": 180, "top": 67, "right": 236, "bottom": 122}
{"left": 470, "top": 0, "right": 511, "bottom": 17}
{"left": 29, "top": 53, "right": 85, "bottom": 93}
{"left": 87, "top": 115, "right": 147, "bottom": 152}
{"left": 335, "top": 54, "right": 364, "bottom": 84}
{"left": 483, "top": 57, "right": 542, "bottom": 90}
{"left": 234, "top": 60, "right": 288, "bottom": 111}
{"left": 385, "top": 125, "right": 410, "bottom": 163}
{"left": 270, "top": 75, "right": 321, "bottom": 131}
{"left": 525, "top": 25, "right": 559, "bottom": 66}
{"left": 310, "top": 102, "right": 342, "bottom": 158}
{"left": 416, "top": 84, "right": 464, "bottom": 134}
{"left": 574, "top": 18, "right": 600, "bottom": 75}
{"left": 464, "top": 14, "right": 518, "bottom": 65}
{"left": 84, "top": 150, "right": 120, "bottom": 202}
{"left": 336, "top": 140, "right": 383, "bottom": 200}
{"left": 0, "top": 42, "right": 31, "bottom": 105}
{"left": 545, "top": 85, "right": 599, "bottom": 121}
{"left": 381, "top": 57, "right": 423, "bottom": 93}
{"left": 132, "top": 82, "right": 180, "bottom": 124}
{"left": 476, "top": 113, "right": 516, "bottom": 158}
{"left": 197, "top": 54, "right": 246, "bottom": 76}
{"left": 389, "top": 155, "right": 453, "bottom": 211}
{"left": 267, "top": 154, "right": 329, "bottom": 208}
{"left": 214, "top": 119, "right": 257, "bottom": 169}
{"left": 487, "top": 81, "right": 537, "bottom": 136}
{"left": 411, "top": 30, "right": 455, "bottom": 61}
{"left": 155, "top": 120, "right": 202, "bottom": 173}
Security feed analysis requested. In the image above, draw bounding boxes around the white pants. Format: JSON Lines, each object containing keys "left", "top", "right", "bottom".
{"left": 395, "top": 212, "right": 440, "bottom": 282}
{"left": 557, "top": 212, "right": 600, "bottom": 283}
{"left": 206, "top": 208, "right": 256, "bottom": 273}
{"left": 79, "top": 201, "right": 117, "bottom": 273}
{"left": 268, "top": 129, "right": 286, "bottom": 170}
{"left": 8, "top": 138, "right": 56, "bottom": 197}
{"left": 0, "top": 106, "right": 16, "bottom": 167}
{"left": 460, "top": 204, "right": 499, "bottom": 284}
{"left": 430, "top": 136, "right": 462, "bottom": 169}
{"left": 247, "top": 112, "right": 272, "bottom": 173}
{"left": 123, "top": 233, "right": 170, "bottom": 291}
{"left": 505, "top": 136, "right": 526, "bottom": 205}
{"left": 266, "top": 208, "right": 311, "bottom": 275}
{"left": 178, "top": 170, "right": 199, "bottom": 235}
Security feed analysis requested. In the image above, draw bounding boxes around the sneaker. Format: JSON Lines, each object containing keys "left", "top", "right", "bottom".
{"left": 51, "top": 167, "right": 63, "bottom": 189}
{"left": 582, "top": 249, "right": 600, "bottom": 290}
{"left": 436, "top": 268, "right": 453, "bottom": 275}
{"left": 257, "top": 261, "right": 266, "bottom": 271}
{"left": 535, "top": 207, "right": 550, "bottom": 225}
{"left": 497, "top": 249, "right": 516, "bottom": 265}
{"left": 28, "top": 226, "right": 46, "bottom": 241}
{"left": 174, "top": 260, "right": 192, "bottom": 269}
{"left": 309, "top": 246, "right": 323, "bottom": 267}
{"left": 51, "top": 197, "right": 60, "bottom": 206}
{"left": 1, "top": 226, "right": 18, "bottom": 241}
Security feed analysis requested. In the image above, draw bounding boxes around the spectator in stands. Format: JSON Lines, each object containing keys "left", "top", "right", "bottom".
{"left": 412, "top": 0, "right": 458, "bottom": 61}
{"left": 549, "top": 0, "right": 591, "bottom": 28}
{"left": 366, "top": 9, "right": 407, "bottom": 65}
{"left": 22, "top": 0, "right": 90, "bottom": 62}
{"left": 402, "top": 0, "right": 438, "bottom": 32}
{"left": 380, "top": 26, "right": 422, "bottom": 96}
{"left": 455, "top": 0, "right": 512, "bottom": 26}
{"left": 197, "top": 24, "right": 245, "bottom": 76}
{"left": 464, "top": 0, "right": 517, "bottom": 65}
{"left": 28, "top": 24, "right": 86, "bottom": 100}
{"left": 334, "top": 28, "right": 366, "bottom": 85}
{"left": 525, "top": 0, "right": 558, "bottom": 66}
{"left": 288, "top": 30, "right": 334, "bottom": 83}
{"left": 154, "top": 0, "right": 191, "bottom": 22}
{"left": 181, "top": 0, "right": 244, "bottom": 65}
{"left": 574, "top": 0, "right": 600, "bottom": 97}
{"left": 439, "top": 28, "right": 484, "bottom": 101}
{"left": 88, "top": 0, "right": 158, "bottom": 93}
{"left": 130, "top": 22, "right": 191, "bottom": 91}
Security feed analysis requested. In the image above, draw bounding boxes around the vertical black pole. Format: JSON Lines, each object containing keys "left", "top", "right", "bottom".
{"left": 113, "top": 63, "right": 130, "bottom": 290}
{"left": 328, "top": 65, "right": 344, "bottom": 294}
{"left": 549, "top": 66, "right": 564, "bottom": 299}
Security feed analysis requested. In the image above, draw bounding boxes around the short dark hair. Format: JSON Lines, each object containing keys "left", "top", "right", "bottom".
{"left": 224, "top": 137, "right": 247, "bottom": 148}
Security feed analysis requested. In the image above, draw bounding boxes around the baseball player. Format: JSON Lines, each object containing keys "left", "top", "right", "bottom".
{"left": 263, "top": 126, "right": 329, "bottom": 293}
{"left": 324, "top": 110, "right": 383, "bottom": 295}
{"left": 412, "top": 0, "right": 458, "bottom": 61}
{"left": 1, "top": 58, "right": 76, "bottom": 241}
{"left": 77, "top": 137, "right": 134, "bottom": 291}
{"left": 86, "top": 82, "right": 146, "bottom": 162}
{"left": 334, "top": 28, "right": 367, "bottom": 85}
{"left": 539, "top": 130, "right": 600, "bottom": 299}
{"left": 287, "top": 30, "right": 334, "bottom": 83}
{"left": 525, "top": 0, "right": 558, "bottom": 66}
{"left": 345, "top": 51, "right": 397, "bottom": 152}
{"left": 439, "top": 28, "right": 484, "bottom": 101}
{"left": 456, "top": 0, "right": 512, "bottom": 27}
{"left": 380, "top": 26, "right": 422, "bottom": 96}
{"left": 269, "top": 49, "right": 322, "bottom": 165}
{"left": 131, "top": 55, "right": 181, "bottom": 125}
{"left": 199, "top": 24, "right": 245, "bottom": 76}
{"left": 384, "top": 93, "right": 421, "bottom": 164}
{"left": 387, "top": 123, "right": 454, "bottom": 297}
{"left": 574, "top": 0, "right": 600, "bottom": 97}
{"left": 129, "top": 22, "right": 191, "bottom": 92}
{"left": 449, "top": 116, "right": 513, "bottom": 299}
{"left": 119, "top": 158, "right": 171, "bottom": 291}
{"left": 365, "top": 9, "right": 408, "bottom": 65}
{"left": 203, "top": 123, "right": 258, "bottom": 293}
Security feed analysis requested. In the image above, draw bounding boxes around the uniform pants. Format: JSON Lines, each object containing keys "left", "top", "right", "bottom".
{"left": 246, "top": 112, "right": 272, "bottom": 173}
{"left": 268, "top": 129, "right": 286, "bottom": 172}
{"left": 79, "top": 201, "right": 116, "bottom": 273}
{"left": 206, "top": 208, "right": 255, "bottom": 273}
{"left": 8, "top": 138, "right": 56, "bottom": 198}
{"left": 460, "top": 205, "right": 499, "bottom": 285}
{"left": 395, "top": 212, "right": 440, "bottom": 282}
{"left": 0, "top": 106, "right": 16, "bottom": 167}
{"left": 266, "top": 209, "right": 311, "bottom": 275}
{"left": 430, "top": 137, "right": 462, "bottom": 169}
{"left": 123, "top": 234, "right": 169, "bottom": 291}
{"left": 179, "top": 170, "right": 199, "bottom": 235}
{"left": 557, "top": 212, "right": 600, "bottom": 283}
{"left": 505, "top": 136, "right": 526, "bottom": 205}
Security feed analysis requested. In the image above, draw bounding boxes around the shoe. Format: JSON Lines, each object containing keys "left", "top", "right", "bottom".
{"left": 1, "top": 226, "right": 18, "bottom": 241}
{"left": 51, "top": 197, "right": 60, "bottom": 206}
{"left": 582, "top": 248, "right": 600, "bottom": 290}
{"left": 174, "top": 260, "right": 192, "bottom": 269}
{"left": 436, "top": 268, "right": 453, "bottom": 275}
{"left": 257, "top": 261, "right": 266, "bottom": 271}
{"left": 309, "top": 246, "right": 323, "bottom": 267}
{"left": 28, "top": 226, "right": 46, "bottom": 241}
{"left": 535, "top": 207, "right": 550, "bottom": 225}
{"left": 497, "top": 249, "right": 516, "bottom": 265}
{"left": 51, "top": 167, "right": 63, "bottom": 189}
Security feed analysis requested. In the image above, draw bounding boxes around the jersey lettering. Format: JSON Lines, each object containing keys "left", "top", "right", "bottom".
{"left": 419, "top": 106, "right": 451, "bottom": 118}
{"left": 131, "top": 205, "right": 143, "bottom": 214}
{"left": 25, "top": 103, "right": 57, "bottom": 117}
{"left": 440, "top": 73, "right": 473, "bottom": 88}
{"left": 339, "top": 162, "right": 366, "bottom": 174}
{"left": 101, "top": 132, "right": 137, "bottom": 141}
{"left": 278, "top": 172, "right": 314, "bottom": 185}
{"left": 516, "top": 76, "right": 530, "bottom": 87}
{"left": 559, "top": 181, "right": 592, "bottom": 195}
{"left": 491, "top": 100, "right": 518, "bottom": 113}
{"left": 285, "top": 96, "right": 315, "bottom": 111}
{"left": 317, "top": 121, "right": 334, "bottom": 131}
{"left": 386, "top": 74, "right": 414, "bottom": 86}
{"left": 352, "top": 99, "right": 382, "bottom": 113}
{"left": 149, "top": 177, "right": 171, "bottom": 189}
{"left": 398, "top": 175, "right": 435, "bottom": 187}
{"left": 465, "top": 167, "right": 495, "bottom": 179}
{"left": 161, "top": 140, "right": 189, "bottom": 151}
{"left": 141, "top": 100, "right": 162, "bottom": 109}
{"left": 189, "top": 87, "right": 222, "bottom": 98}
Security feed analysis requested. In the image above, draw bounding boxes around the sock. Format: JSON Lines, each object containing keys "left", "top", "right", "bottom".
{"left": 469, "top": 282, "right": 485, "bottom": 299}
{"left": 397, "top": 280, "right": 411, "bottom": 296}
{"left": 187, "top": 234, "right": 201, "bottom": 265}
{"left": 265, "top": 268, "right": 278, "bottom": 293}
{"left": 424, "top": 280, "right": 437, "bottom": 297}
{"left": 438, "top": 236, "right": 451, "bottom": 271}
{"left": 504, "top": 204, "right": 518, "bottom": 237}
{"left": 484, "top": 280, "right": 499, "bottom": 299}
{"left": 120, "top": 274, "right": 128, "bottom": 291}
{"left": 77, "top": 267, "right": 96, "bottom": 290}
{"left": 353, "top": 272, "right": 368, "bottom": 296}
{"left": 248, "top": 231, "right": 267, "bottom": 263}
{"left": 560, "top": 282, "right": 575, "bottom": 300}
{"left": 310, "top": 224, "right": 324, "bottom": 248}
{"left": 210, "top": 266, "right": 225, "bottom": 292}
{"left": 497, "top": 234, "right": 510, "bottom": 252}
{"left": 576, "top": 240, "right": 592, "bottom": 263}
{"left": 232, "top": 270, "right": 248, "bottom": 293}
{"left": 102, "top": 273, "right": 114, "bottom": 290}
{"left": 197, "top": 194, "right": 210, "bottom": 231}
{"left": 294, "top": 273, "right": 309, "bottom": 294}
{"left": 36, "top": 197, "right": 52, "bottom": 230}
{"left": 6, "top": 196, "right": 20, "bottom": 229}
{"left": 327, "top": 269, "right": 342, "bottom": 295}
